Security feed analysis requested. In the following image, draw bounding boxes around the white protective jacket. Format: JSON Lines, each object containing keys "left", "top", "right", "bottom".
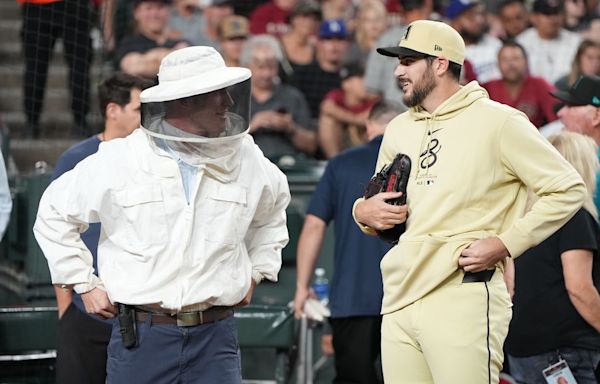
{"left": 34, "top": 129, "right": 290, "bottom": 310}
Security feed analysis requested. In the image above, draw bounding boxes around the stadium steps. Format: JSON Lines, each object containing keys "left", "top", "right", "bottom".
{"left": 0, "top": 0, "right": 105, "bottom": 172}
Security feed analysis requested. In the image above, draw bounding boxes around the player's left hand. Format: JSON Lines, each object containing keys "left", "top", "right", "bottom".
{"left": 458, "top": 236, "right": 510, "bottom": 272}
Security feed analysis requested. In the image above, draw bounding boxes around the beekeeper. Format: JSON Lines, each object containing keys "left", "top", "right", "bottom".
{"left": 34, "top": 46, "right": 291, "bottom": 383}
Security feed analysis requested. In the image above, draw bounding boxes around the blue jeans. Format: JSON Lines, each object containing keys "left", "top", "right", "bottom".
{"left": 508, "top": 347, "right": 600, "bottom": 384}
{"left": 106, "top": 313, "right": 242, "bottom": 384}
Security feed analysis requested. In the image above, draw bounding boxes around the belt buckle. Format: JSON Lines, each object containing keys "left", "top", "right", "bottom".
{"left": 176, "top": 311, "right": 202, "bottom": 327}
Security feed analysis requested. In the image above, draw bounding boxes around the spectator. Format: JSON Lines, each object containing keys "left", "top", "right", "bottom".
{"left": 319, "top": 63, "right": 376, "bottom": 158}
{"left": 19, "top": 0, "right": 93, "bottom": 138}
{"left": 497, "top": 0, "right": 530, "bottom": 40}
{"left": 345, "top": 0, "right": 388, "bottom": 67}
{"left": 363, "top": 0, "right": 432, "bottom": 104}
{"left": 249, "top": 0, "right": 298, "bottom": 36}
{"left": 563, "top": 0, "right": 589, "bottom": 31}
{"left": 242, "top": 35, "right": 317, "bottom": 160}
{"left": 168, "top": 0, "right": 204, "bottom": 45}
{"left": 505, "top": 130, "right": 600, "bottom": 384}
{"left": 446, "top": 0, "right": 503, "bottom": 83}
{"left": 34, "top": 46, "right": 291, "bottom": 382}
{"left": 290, "top": 19, "right": 351, "bottom": 120}
{"left": 550, "top": 75, "right": 600, "bottom": 212}
{"left": 218, "top": 15, "right": 250, "bottom": 67}
{"left": 516, "top": 0, "right": 581, "bottom": 84}
{"left": 581, "top": 19, "right": 600, "bottom": 44}
{"left": 483, "top": 41, "right": 558, "bottom": 128}
{"left": 116, "top": 0, "right": 189, "bottom": 79}
{"left": 555, "top": 40, "right": 600, "bottom": 92}
{"left": 194, "top": 0, "right": 235, "bottom": 49}
{"left": 280, "top": 1, "right": 322, "bottom": 72}
{"left": 321, "top": 0, "right": 356, "bottom": 31}
{"left": 356, "top": 19, "right": 585, "bottom": 382}
{"left": 51, "top": 72, "right": 152, "bottom": 384}
{"left": 294, "top": 101, "right": 402, "bottom": 384}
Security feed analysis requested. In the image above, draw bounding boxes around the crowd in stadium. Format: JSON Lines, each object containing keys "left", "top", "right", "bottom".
{"left": 9, "top": 1, "right": 600, "bottom": 383}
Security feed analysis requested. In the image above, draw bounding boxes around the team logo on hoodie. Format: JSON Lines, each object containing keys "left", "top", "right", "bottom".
{"left": 419, "top": 138, "right": 441, "bottom": 169}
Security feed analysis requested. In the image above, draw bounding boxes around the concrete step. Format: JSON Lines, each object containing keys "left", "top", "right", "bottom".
{"left": 0, "top": 20, "right": 21, "bottom": 45}
{"left": 0, "top": 63, "right": 106, "bottom": 90}
{"left": 2, "top": 111, "right": 103, "bottom": 140}
{"left": 0, "top": 39, "right": 106, "bottom": 65}
{"left": 0, "top": 88, "right": 95, "bottom": 114}
{"left": 0, "top": 42, "right": 23, "bottom": 64}
{"left": 0, "top": 1, "right": 22, "bottom": 20}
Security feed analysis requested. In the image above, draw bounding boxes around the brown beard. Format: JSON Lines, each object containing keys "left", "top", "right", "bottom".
{"left": 402, "top": 63, "right": 436, "bottom": 108}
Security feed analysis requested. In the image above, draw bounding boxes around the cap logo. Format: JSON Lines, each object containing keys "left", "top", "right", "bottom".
{"left": 402, "top": 25, "right": 412, "bottom": 41}
{"left": 593, "top": 96, "right": 600, "bottom": 106}
{"left": 434, "top": 44, "right": 443, "bottom": 51}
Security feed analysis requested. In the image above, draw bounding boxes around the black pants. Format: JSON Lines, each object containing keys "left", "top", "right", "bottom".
{"left": 330, "top": 316, "right": 383, "bottom": 384}
{"left": 56, "top": 303, "right": 112, "bottom": 384}
{"left": 21, "top": 0, "right": 92, "bottom": 137}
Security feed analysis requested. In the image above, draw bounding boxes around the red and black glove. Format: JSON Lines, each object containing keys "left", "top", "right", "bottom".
{"left": 364, "top": 153, "right": 411, "bottom": 244}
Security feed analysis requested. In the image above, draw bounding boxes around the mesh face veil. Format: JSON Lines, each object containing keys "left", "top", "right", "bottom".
{"left": 141, "top": 78, "right": 251, "bottom": 143}
{"left": 138, "top": 46, "right": 252, "bottom": 177}
{"left": 139, "top": 46, "right": 252, "bottom": 143}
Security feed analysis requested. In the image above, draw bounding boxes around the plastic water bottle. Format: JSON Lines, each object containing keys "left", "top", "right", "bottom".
{"left": 312, "top": 268, "right": 329, "bottom": 305}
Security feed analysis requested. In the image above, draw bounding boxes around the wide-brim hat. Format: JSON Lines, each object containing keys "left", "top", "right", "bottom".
{"left": 376, "top": 20, "right": 465, "bottom": 65}
{"left": 140, "top": 46, "right": 251, "bottom": 103}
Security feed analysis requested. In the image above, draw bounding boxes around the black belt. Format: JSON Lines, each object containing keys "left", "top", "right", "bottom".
{"left": 462, "top": 268, "right": 496, "bottom": 283}
{"left": 133, "top": 305, "right": 233, "bottom": 327}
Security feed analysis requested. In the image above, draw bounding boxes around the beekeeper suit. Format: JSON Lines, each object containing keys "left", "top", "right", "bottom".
{"left": 34, "top": 46, "right": 291, "bottom": 383}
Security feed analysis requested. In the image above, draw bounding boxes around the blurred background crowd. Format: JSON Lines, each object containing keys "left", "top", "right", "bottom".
{"left": 5, "top": 0, "right": 599, "bottom": 165}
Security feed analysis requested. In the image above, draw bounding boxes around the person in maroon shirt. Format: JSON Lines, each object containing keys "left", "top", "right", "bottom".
{"left": 319, "top": 63, "right": 376, "bottom": 158}
{"left": 249, "top": 0, "right": 298, "bottom": 36}
{"left": 483, "top": 41, "right": 559, "bottom": 128}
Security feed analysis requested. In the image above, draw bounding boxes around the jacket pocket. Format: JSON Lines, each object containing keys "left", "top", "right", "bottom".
{"left": 112, "top": 185, "right": 168, "bottom": 257}
{"left": 203, "top": 183, "right": 247, "bottom": 245}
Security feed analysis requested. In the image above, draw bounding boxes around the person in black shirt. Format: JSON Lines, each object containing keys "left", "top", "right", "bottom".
{"left": 116, "top": 0, "right": 188, "bottom": 79}
{"left": 506, "top": 131, "right": 600, "bottom": 384}
{"left": 289, "top": 19, "right": 350, "bottom": 120}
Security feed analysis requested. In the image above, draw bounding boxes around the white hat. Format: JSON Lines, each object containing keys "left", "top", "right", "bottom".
{"left": 140, "top": 46, "right": 251, "bottom": 103}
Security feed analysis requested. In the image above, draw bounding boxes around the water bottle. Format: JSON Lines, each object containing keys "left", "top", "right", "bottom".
{"left": 312, "top": 268, "right": 329, "bottom": 306}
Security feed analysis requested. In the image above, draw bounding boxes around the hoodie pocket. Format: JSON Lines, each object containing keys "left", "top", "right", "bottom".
{"left": 427, "top": 230, "right": 496, "bottom": 265}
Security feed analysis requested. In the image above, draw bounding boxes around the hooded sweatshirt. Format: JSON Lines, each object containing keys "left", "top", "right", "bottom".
{"left": 355, "top": 81, "right": 586, "bottom": 314}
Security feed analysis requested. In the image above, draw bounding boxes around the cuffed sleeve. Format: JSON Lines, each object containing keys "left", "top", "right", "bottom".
{"left": 33, "top": 154, "right": 105, "bottom": 288}
{"left": 244, "top": 161, "right": 291, "bottom": 283}
{"left": 352, "top": 198, "right": 378, "bottom": 236}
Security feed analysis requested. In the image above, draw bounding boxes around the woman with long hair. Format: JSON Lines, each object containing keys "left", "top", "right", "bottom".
{"left": 505, "top": 131, "right": 600, "bottom": 384}
{"left": 344, "top": 0, "right": 388, "bottom": 66}
{"left": 555, "top": 40, "right": 600, "bottom": 92}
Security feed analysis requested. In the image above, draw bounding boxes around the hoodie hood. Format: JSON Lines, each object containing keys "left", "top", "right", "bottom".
{"left": 409, "top": 81, "right": 489, "bottom": 122}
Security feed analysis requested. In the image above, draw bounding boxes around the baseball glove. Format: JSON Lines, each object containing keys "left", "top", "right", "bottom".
{"left": 364, "top": 153, "right": 411, "bottom": 244}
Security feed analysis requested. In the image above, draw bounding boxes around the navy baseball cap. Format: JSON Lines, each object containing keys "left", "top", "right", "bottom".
{"left": 550, "top": 75, "right": 600, "bottom": 107}
{"left": 319, "top": 19, "right": 348, "bottom": 39}
{"left": 445, "top": 0, "right": 479, "bottom": 20}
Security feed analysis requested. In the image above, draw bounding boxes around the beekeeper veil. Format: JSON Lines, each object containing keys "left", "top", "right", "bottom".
{"left": 140, "top": 46, "right": 251, "bottom": 180}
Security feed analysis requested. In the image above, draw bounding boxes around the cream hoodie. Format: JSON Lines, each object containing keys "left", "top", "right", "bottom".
{"left": 355, "top": 81, "right": 586, "bottom": 314}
